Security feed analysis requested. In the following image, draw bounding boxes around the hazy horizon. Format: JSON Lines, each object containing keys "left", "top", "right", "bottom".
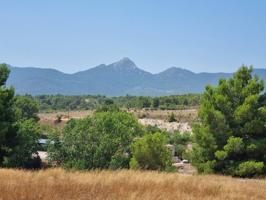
{"left": 1, "top": 1, "right": 266, "bottom": 73}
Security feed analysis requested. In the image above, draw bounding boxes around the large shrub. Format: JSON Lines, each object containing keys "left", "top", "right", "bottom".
{"left": 169, "top": 131, "right": 191, "bottom": 159}
{"left": 191, "top": 66, "right": 266, "bottom": 177}
{"left": 130, "top": 132, "right": 172, "bottom": 171}
{"left": 3, "top": 119, "right": 41, "bottom": 168}
{"left": 14, "top": 95, "right": 40, "bottom": 121}
{"left": 48, "top": 110, "right": 143, "bottom": 170}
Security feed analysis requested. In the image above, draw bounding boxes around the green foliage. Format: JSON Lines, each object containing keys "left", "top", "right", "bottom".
{"left": 3, "top": 119, "right": 41, "bottom": 168}
{"left": 14, "top": 95, "right": 40, "bottom": 121}
{"left": 145, "top": 125, "right": 165, "bottom": 134}
{"left": 33, "top": 94, "right": 201, "bottom": 111}
{"left": 152, "top": 98, "right": 160, "bottom": 108}
{"left": 0, "top": 64, "right": 41, "bottom": 168}
{"left": 224, "top": 137, "right": 245, "bottom": 155}
{"left": 168, "top": 112, "right": 176, "bottom": 122}
{"left": 191, "top": 66, "right": 266, "bottom": 177}
{"left": 109, "top": 150, "right": 130, "bottom": 170}
{"left": 48, "top": 111, "right": 143, "bottom": 170}
{"left": 54, "top": 114, "right": 63, "bottom": 124}
{"left": 169, "top": 131, "right": 191, "bottom": 159}
{"left": 0, "top": 64, "right": 17, "bottom": 165}
{"left": 236, "top": 161, "right": 264, "bottom": 177}
{"left": 0, "top": 63, "right": 10, "bottom": 86}
{"left": 95, "top": 104, "right": 120, "bottom": 112}
{"left": 130, "top": 132, "right": 172, "bottom": 171}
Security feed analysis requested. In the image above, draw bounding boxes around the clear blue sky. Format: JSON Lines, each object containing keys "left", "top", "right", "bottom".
{"left": 1, "top": 0, "right": 266, "bottom": 73}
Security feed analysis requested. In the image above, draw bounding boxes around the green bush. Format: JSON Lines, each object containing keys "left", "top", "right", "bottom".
{"left": 48, "top": 110, "right": 143, "bottom": 170}
{"left": 14, "top": 95, "right": 40, "bottom": 121}
{"left": 169, "top": 131, "right": 191, "bottom": 159}
{"left": 130, "top": 132, "right": 172, "bottom": 171}
{"left": 109, "top": 150, "right": 130, "bottom": 170}
{"left": 168, "top": 112, "right": 176, "bottom": 122}
{"left": 237, "top": 161, "right": 264, "bottom": 177}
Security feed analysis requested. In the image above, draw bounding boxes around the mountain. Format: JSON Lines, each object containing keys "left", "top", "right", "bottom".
{"left": 5, "top": 58, "right": 266, "bottom": 96}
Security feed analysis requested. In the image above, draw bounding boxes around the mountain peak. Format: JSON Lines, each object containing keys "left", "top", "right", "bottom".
{"left": 110, "top": 57, "right": 137, "bottom": 70}
{"left": 121, "top": 57, "right": 133, "bottom": 62}
{"left": 160, "top": 67, "right": 194, "bottom": 74}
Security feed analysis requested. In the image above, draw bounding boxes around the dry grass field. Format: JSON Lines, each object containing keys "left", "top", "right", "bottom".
{"left": 38, "top": 109, "right": 198, "bottom": 129}
{"left": 0, "top": 168, "right": 265, "bottom": 200}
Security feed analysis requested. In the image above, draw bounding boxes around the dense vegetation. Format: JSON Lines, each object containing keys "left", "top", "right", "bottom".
{"left": 48, "top": 110, "right": 144, "bottom": 170}
{"left": 0, "top": 64, "right": 41, "bottom": 168}
{"left": 130, "top": 132, "right": 172, "bottom": 170}
{"left": 33, "top": 94, "right": 201, "bottom": 111}
{"left": 48, "top": 110, "right": 175, "bottom": 170}
{"left": 1, "top": 63, "right": 266, "bottom": 177}
{"left": 191, "top": 66, "right": 266, "bottom": 177}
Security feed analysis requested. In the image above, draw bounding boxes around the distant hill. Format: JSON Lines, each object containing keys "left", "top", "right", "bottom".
{"left": 5, "top": 58, "right": 266, "bottom": 96}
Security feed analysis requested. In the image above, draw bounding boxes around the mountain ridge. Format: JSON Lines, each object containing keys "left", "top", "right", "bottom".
{"left": 4, "top": 58, "right": 266, "bottom": 96}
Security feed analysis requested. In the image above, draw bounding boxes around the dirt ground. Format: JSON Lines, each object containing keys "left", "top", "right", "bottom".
{"left": 38, "top": 109, "right": 198, "bottom": 132}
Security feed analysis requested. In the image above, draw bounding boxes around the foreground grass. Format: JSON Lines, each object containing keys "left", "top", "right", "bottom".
{"left": 0, "top": 169, "right": 265, "bottom": 200}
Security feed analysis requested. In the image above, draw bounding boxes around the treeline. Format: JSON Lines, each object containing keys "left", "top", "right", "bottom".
{"left": 32, "top": 94, "right": 201, "bottom": 111}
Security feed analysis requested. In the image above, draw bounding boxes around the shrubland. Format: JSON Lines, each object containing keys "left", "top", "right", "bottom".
{"left": 33, "top": 93, "right": 201, "bottom": 111}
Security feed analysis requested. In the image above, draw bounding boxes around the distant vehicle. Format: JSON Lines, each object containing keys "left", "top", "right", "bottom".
{"left": 182, "top": 159, "right": 189, "bottom": 164}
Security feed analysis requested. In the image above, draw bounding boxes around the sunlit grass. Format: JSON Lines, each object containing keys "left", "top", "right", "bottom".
{"left": 0, "top": 168, "right": 265, "bottom": 200}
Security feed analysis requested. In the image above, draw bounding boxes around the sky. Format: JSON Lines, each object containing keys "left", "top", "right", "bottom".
{"left": 0, "top": 0, "right": 266, "bottom": 74}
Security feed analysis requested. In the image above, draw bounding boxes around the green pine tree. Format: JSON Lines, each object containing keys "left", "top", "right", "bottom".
{"left": 191, "top": 66, "right": 266, "bottom": 177}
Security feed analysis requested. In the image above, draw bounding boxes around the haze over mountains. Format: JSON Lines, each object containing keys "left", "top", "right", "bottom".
{"left": 6, "top": 58, "right": 266, "bottom": 96}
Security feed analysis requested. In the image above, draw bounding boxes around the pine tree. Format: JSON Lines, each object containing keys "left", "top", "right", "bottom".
{"left": 0, "top": 64, "right": 17, "bottom": 164}
{"left": 191, "top": 66, "right": 266, "bottom": 177}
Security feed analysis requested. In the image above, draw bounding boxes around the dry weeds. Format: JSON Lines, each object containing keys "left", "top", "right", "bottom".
{"left": 0, "top": 168, "right": 265, "bottom": 200}
{"left": 38, "top": 109, "right": 198, "bottom": 129}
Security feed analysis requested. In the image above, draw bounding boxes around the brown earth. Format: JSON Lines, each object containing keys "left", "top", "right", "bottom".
{"left": 38, "top": 109, "right": 198, "bottom": 131}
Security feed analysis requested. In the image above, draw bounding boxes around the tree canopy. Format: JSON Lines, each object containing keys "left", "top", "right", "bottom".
{"left": 191, "top": 66, "right": 266, "bottom": 177}
{"left": 48, "top": 110, "right": 144, "bottom": 170}
{"left": 14, "top": 95, "right": 40, "bottom": 121}
{"left": 0, "top": 64, "right": 40, "bottom": 168}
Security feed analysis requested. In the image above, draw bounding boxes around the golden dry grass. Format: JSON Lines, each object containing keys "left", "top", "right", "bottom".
{"left": 0, "top": 169, "right": 265, "bottom": 200}
{"left": 38, "top": 109, "right": 198, "bottom": 128}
